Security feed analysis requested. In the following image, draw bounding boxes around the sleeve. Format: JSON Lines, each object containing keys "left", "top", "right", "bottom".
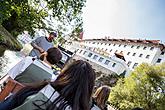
{"left": 0, "top": 95, "right": 15, "bottom": 110}
{"left": 8, "top": 57, "right": 33, "bottom": 79}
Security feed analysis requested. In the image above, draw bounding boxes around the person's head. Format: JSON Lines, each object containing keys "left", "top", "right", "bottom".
{"left": 40, "top": 47, "right": 62, "bottom": 65}
{"left": 93, "top": 86, "right": 111, "bottom": 110}
{"left": 12, "top": 60, "right": 95, "bottom": 110}
{"left": 50, "top": 60, "right": 96, "bottom": 110}
{"left": 48, "top": 32, "right": 57, "bottom": 42}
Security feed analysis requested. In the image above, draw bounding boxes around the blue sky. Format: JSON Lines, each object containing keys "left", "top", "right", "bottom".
{"left": 82, "top": 0, "right": 165, "bottom": 42}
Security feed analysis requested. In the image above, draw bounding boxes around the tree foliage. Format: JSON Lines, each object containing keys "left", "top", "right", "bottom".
{"left": 109, "top": 63, "right": 165, "bottom": 110}
{"left": 0, "top": 0, "right": 85, "bottom": 37}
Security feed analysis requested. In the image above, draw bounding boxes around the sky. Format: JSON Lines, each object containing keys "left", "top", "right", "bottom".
{"left": 82, "top": 0, "right": 165, "bottom": 42}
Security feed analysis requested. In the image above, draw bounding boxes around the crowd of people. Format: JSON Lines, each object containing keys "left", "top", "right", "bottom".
{"left": 0, "top": 32, "right": 143, "bottom": 110}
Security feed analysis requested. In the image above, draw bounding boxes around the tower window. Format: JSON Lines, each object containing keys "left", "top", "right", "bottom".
{"left": 150, "top": 47, "right": 154, "bottom": 50}
{"left": 139, "top": 54, "right": 143, "bottom": 57}
{"left": 133, "top": 63, "right": 138, "bottom": 69}
{"left": 112, "top": 63, "right": 116, "bottom": 67}
{"left": 104, "top": 60, "right": 110, "bottom": 65}
{"left": 132, "top": 53, "right": 136, "bottom": 56}
{"left": 98, "top": 57, "right": 104, "bottom": 62}
{"left": 127, "top": 52, "right": 130, "bottom": 55}
{"left": 157, "top": 59, "right": 161, "bottom": 63}
{"left": 137, "top": 46, "right": 140, "bottom": 49}
{"left": 143, "top": 47, "right": 147, "bottom": 50}
{"left": 146, "top": 55, "right": 150, "bottom": 59}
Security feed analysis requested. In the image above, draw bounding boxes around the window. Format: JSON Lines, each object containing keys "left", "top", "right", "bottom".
{"left": 124, "top": 45, "right": 127, "bottom": 47}
{"left": 150, "top": 47, "right": 154, "bottom": 50}
{"left": 137, "top": 46, "right": 140, "bottom": 49}
{"left": 105, "top": 49, "right": 108, "bottom": 51}
{"left": 120, "top": 51, "right": 123, "bottom": 53}
{"left": 104, "top": 60, "right": 110, "bottom": 65}
{"left": 161, "top": 51, "right": 164, "bottom": 55}
{"left": 109, "top": 44, "right": 111, "bottom": 46}
{"left": 115, "top": 50, "right": 118, "bottom": 53}
{"left": 97, "top": 42, "right": 99, "bottom": 45}
{"left": 120, "top": 70, "right": 127, "bottom": 76}
{"left": 131, "top": 45, "right": 134, "bottom": 48}
{"left": 132, "top": 63, "right": 138, "bottom": 69}
{"left": 143, "top": 47, "right": 147, "bottom": 50}
{"left": 113, "top": 44, "right": 116, "bottom": 46}
{"left": 83, "top": 51, "right": 87, "bottom": 55}
{"left": 132, "top": 53, "right": 136, "bottom": 56}
{"left": 139, "top": 54, "right": 143, "bottom": 57}
{"left": 101, "top": 43, "right": 103, "bottom": 45}
{"left": 127, "top": 52, "right": 130, "bottom": 55}
{"left": 110, "top": 49, "right": 112, "bottom": 52}
{"left": 98, "top": 57, "right": 104, "bottom": 62}
{"left": 92, "top": 42, "right": 95, "bottom": 44}
{"left": 105, "top": 43, "right": 107, "bottom": 45}
{"left": 79, "top": 50, "right": 83, "bottom": 53}
{"left": 112, "top": 63, "right": 116, "bottom": 67}
{"left": 93, "top": 55, "right": 98, "bottom": 60}
{"left": 146, "top": 55, "right": 150, "bottom": 59}
{"left": 88, "top": 53, "right": 93, "bottom": 57}
{"left": 118, "top": 44, "right": 121, "bottom": 47}
{"left": 157, "top": 59, "right": 161, "bottom": 63}
{"left": 127, "top": 61, "right": 132, "bottom": 67}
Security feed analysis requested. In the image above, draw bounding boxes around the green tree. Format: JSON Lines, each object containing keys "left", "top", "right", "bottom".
{"left": 109, "top": 63, "right": 165, "bottom": 110}
{"left": 0, "top": 0, "right": 85, "bottom": 37}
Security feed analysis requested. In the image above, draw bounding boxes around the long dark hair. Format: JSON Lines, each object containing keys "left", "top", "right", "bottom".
{"left": 13, "top": 60, "right": 96, "bottom": 110}
{"left": 93, "top": 86, "right": 111, "bottom": 110}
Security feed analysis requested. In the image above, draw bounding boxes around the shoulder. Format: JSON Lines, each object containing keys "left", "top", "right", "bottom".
{"left": 33, "top": 36, "right": 44, "bottom": 41}
{"left": 23, "top": 56, "right": 36, "bottom": 62}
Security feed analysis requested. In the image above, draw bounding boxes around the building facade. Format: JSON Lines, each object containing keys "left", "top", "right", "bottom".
{"left": 64, "top": 38, "right": 165, "bottom": 75}
{"left": 64, "top": 40, "right": 130, "bottom": 76}
{"left": 78, "top": 38, "right": 165, "bottom": 69}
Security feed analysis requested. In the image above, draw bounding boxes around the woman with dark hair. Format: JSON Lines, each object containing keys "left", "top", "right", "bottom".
{"left": 92, "top": 86, "right": 111, "bottom": 110}
{"left": 0, "top": 60, "right": 96, "bottom": 110}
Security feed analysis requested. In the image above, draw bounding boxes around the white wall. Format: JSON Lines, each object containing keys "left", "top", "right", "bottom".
{"left": 75, "top": 47, "right": 130, "bottom": 75}
{"left": 82, "top": 40, "right": 165, "bottom": 70}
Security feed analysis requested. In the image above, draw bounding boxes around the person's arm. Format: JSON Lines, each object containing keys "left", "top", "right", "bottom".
{"left": 31, "top": 37, "right": 45, "bottom": 53}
